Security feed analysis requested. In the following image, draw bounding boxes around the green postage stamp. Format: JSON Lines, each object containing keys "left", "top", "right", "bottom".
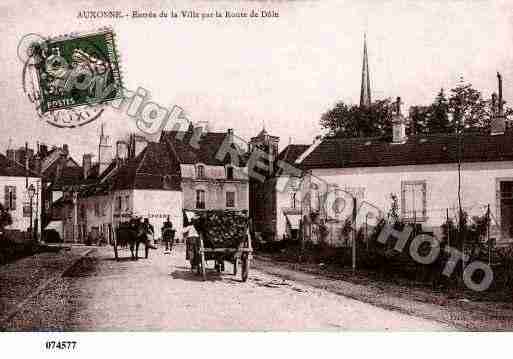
{"left": 21, "top": 28, "right": 123, "bottom": 127}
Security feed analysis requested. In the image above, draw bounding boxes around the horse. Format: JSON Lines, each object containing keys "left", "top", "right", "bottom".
{"left": 114, "top": 220, "right": 151, "bottom": 260}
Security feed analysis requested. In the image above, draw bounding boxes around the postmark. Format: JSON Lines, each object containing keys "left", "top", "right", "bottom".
{"left": 20, "top": 28, "right": 123, "bottom": 128}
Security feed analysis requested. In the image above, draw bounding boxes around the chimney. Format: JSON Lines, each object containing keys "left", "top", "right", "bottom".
{"left": 33, "top": 155, "right": 42, "bottom": 175}
{"left": 392, "top": 97, "right": 407, "bottom": 144}
{"left": 491, "top": 72, "right": 506, "bottom": 135}
{"left": 6, "top": 149, "right": 15, "bottom": 165}
{"left": 25, "top": 142, "right": 29, "bottom": 174}
{"left": 62, "top": 144, "right": 69, "bottom": 157}
{"left": 39, "top": 144, "right": 48, "bottom": 157}
{"left": 116, "top": 141, "right": 129, "bottom": 161}
{"left": 227, "top": 128, "right": 234, "bottom": 143}
{"left": 83, "top": 154, "right": 92, "bottom": 179}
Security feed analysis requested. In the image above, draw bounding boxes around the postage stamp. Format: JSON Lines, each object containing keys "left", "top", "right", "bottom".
{"left": 20, "top": 28, "right": 123, "bottom": 127}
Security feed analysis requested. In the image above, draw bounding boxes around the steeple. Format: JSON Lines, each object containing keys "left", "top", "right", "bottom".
{"left": 360, "top": 33, "right": 371, "bottom": 108}
{"left": 98, "top": 122, "right": 112, "bottom": 175}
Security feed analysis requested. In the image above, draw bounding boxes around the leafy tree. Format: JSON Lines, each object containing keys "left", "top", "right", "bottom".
{"left": 320, "top": 99, "right": 394, "bottom": 138}
{"left": 408, "top": 105, "right": 430, "bottom": 135}
{"left": 427, "top": 88, "right": 452, "bottom": 133}
{"left": 0, "top": 203, "right": 12, "bottom": 232}
{"left": 321, "top": 81, "right": 513, "bottom": 138}
{"left": 448, "top": 80, "right": 488, "bottom": 131}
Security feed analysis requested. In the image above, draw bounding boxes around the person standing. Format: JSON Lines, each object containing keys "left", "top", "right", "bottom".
{"left": 143, "top": 217, "right": 157, "bottom": 249}
{"left": 162, "top": 216, "right": 175, "bottom": 253}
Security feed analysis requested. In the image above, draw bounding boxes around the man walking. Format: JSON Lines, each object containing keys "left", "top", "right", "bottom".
{"left": 162, "top": 216, "right": 175, "bottom": 254}
{"left": 143, "top": 217, "right": 157, "bottom": 249}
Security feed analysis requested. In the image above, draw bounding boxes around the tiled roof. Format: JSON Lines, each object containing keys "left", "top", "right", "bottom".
{"left": 84, "top": 142, "right": 181, "bottom": 196}
{"left": 277, "top": 144, "right": 310, "bottom": 165}
{"left": 301, "top": 132, "right": 513, "bottom": 170}
{"left": 0, "top": 153, "right": 39, "bottom": 177}
{"left": 160, "top": 129, "right": 247, "bottom": 166}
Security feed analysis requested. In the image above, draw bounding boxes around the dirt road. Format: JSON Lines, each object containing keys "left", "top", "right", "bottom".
{"left": 3, "top": 245, "right": 454, "bottom": 331}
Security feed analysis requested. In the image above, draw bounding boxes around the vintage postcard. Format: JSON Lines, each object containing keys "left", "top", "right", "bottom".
{"left": 1, "top": 0, "right": 512, "bottom": 356}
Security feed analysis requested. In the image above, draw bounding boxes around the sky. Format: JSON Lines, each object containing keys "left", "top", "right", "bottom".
{"left": 1, "top": 0, "right": 513, "bottom": 161}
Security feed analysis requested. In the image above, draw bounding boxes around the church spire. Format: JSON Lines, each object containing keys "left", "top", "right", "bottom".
{"left": 360, "top": 33, "right": 371, "bottom": 108}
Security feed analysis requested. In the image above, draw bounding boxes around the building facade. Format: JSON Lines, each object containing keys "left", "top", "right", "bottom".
{"left": 0, "top": 153, "right": 42, "bottom": 240}
{"left": 299, "top": 94, "right": 513, "bottom": 246}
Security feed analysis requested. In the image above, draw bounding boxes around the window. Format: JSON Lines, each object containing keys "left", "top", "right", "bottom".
{"left": 125, "top": 195, "right": 130, "bottom": 211}
{"left": 94, "top": 202, "right": 100, "bottom": 216}
{"left": 196, "top": 165, "right": 205, "bottom": 179}
{"left": 226, "top": 166, "right": 234, "bottom": 180}
{"left": 226, "top": 191, "right": 235, "bottom": 208}
{"left": 401, "top": 181, "right": 427, "bottom": 221}
{"left": 23, "top": 203, "right": 31, "bottom": 217}
{"left": 117, "top": 196, "right": 122, "bottom": 211}
{"left": 4, "top": 186, "right": 16, "bottom": 211}
{"left": 290, "top": 192, "right": 297, "bottom": 209}
{"left": 196, "top": 189, "right": 205, "bottom": 209}
{"left": 498, "top": 180, "right": 513, "bottom": 237}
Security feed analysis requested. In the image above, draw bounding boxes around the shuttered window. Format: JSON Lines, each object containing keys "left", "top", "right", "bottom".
{"left": 401, "top": 181, "right": 427, "bottom": 222}
{"left": 196, "top": 165, "right": 205, "bottom": 179}
{"left": 4, "top": 186, "right": 16, "bottom": 211}
{"left": 226, "top": 166, "right": 234, "bottom": 180}
{"left": 196, "top": 190, "right": 205, "bottom": 209}
{"left": 226, "top": 191, "right": 235, "bottom": 208}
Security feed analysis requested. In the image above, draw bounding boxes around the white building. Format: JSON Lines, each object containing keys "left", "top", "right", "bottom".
{"left": 298, "top": 98, "right": 513, "bottom": 246}
{"left": 0, "top": 153, "right": 42, "bottom": 239}
{"left": 79, "top": 141, "right": 183, "bottom": 243}
{"left": 77, "top": 124, "right": 249, "bottom": 243}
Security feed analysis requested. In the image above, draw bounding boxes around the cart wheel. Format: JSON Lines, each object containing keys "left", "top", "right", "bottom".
{"left": 241, "top": 254, "right": 250, "bottom": 282}
{"left": 233, "top": 258, "right": 238, "bottom": 276}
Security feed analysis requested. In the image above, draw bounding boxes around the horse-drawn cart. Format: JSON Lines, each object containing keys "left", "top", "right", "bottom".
{"left": 184, "top": 209, "right": 253, "bottom": 282}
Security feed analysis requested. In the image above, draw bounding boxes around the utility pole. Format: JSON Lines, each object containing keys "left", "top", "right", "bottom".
{"left": 456, "top": 109, "right": 465, "bottom": 285}
{"left": 352, "top": 197, "right": 357, "bottom": 273}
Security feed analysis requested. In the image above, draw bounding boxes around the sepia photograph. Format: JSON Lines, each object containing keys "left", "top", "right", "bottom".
{"left": 1, "top": 0, "right": 513, "bottom": 356}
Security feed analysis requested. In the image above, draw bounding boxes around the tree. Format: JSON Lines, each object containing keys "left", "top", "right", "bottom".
{"left": 448, "top": 80, "right": 488, "bottom": 131}
{"left": 320, "top": 99, "right": 394, "bottom": 138}
{"left": 321, "top": 81, "right": 512, "bottom": 138}
{"left": 427, "top": 88, "right": 452, "bottom": 133}
{"left": 408, "top": 105, "right": 430, "bottom": 135}
{"left": 0, "top": 203, "right": 12, "bottom": 232}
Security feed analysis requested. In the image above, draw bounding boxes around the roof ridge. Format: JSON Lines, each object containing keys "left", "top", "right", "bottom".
{"left": 135, "top": 145, "right": 150, "bottom": 175}
{"left": 164, "top": 134, "right": 183, "bottom": 163}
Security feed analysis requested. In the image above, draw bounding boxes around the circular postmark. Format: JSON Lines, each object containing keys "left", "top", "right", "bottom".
{"left": 19, "top": 29, "right": 122, "bottom": 128}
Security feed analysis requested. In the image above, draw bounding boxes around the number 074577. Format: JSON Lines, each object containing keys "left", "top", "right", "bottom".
{"left": 44, "top": 341, "right": 77, "bottom": 350}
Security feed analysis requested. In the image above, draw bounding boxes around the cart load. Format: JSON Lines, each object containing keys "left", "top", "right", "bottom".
{"left": 184, "top": 209, "right": 253, "bottom": 281}
{"left": 187, "top": 209, "right": 249, "bottom": 248}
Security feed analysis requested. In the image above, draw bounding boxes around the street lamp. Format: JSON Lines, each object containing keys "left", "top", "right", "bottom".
{"left": 28, "top": 184, "right": 35, "bottom": 241}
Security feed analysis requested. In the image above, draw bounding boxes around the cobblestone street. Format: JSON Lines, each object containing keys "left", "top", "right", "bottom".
{"left": 1, "top": 245, "right": 453, "bottom": 331}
